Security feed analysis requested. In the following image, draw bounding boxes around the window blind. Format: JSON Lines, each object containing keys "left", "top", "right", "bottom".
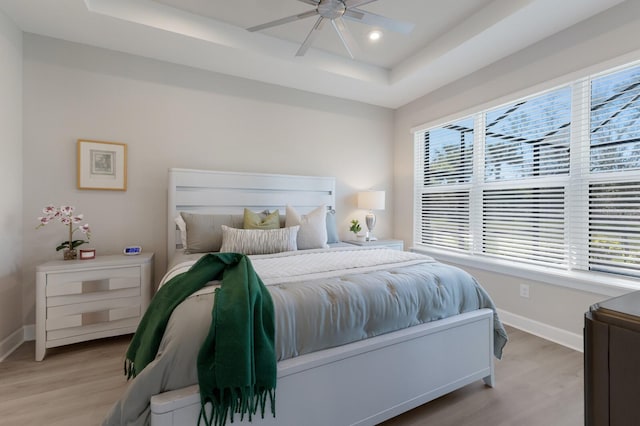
{"left": 423, "top": 117, "right": 474, "bottom": 185}
{"left": 420, "top": 191, "right": 470, "bottom": 251}
{"left": 590, "top": 66, "right": 640, "bottom": 173}
{"left": 588, "top": 65, "right": 640, "bottom": 277}
{"left": 485, "top": 88, "right": 571, "bottom": 182}
{"left": 413, "top": 59, "right": 640, "bottom": 282}
{"left": 483, "top": 187, "right": 565, "bottom": 267}
{"left": 480, "top": 87, "right": 570, "bottom": 265}
{"left": 589, "top": 181, "right": 640, "bottom": 276}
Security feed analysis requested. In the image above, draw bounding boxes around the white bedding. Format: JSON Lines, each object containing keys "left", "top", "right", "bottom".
{"left": 161, "top": 246, "right": 434, "bottom": 296}
{"left": 104, "top": 246, "right": 508, "bottom": 425}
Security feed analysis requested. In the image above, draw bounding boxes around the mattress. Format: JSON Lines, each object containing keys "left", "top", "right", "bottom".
{"left": 103, "top": 246, "right": 507, "bottom": 426}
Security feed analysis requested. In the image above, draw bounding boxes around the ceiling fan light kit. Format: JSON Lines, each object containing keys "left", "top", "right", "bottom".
{"left": 368, "top": 30, "right": 382, "bottom": 41}
{"left": 247, "top": 0, "right": 414, "bottom": 58}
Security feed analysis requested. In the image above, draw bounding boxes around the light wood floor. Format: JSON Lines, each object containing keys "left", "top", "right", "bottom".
{"left": 0, "top": 326, "right": 583, "bottom": 426}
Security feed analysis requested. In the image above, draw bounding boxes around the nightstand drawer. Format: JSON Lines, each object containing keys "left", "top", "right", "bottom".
{"left": 47, "top": 287, "right": 140, "bottom": 307}
{"left": 46, "top": 304, "right": 141, "bottom": 331}
{"left": 46, "top": 266, "right": 141, "bottom": 296}
{"left": 47, "top": 295, "right": 142, "bottom": 319}
{"left": 47, "top": 317, "right": 140, "bottom": 341}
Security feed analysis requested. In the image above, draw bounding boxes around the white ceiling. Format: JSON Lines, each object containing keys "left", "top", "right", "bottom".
{"left": 0, "top": 0, "right": 627, "bottom": 108}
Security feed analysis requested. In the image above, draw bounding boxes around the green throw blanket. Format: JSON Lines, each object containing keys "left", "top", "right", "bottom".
{"left": 124, "top": 253, "right": 276, "bottom": 426}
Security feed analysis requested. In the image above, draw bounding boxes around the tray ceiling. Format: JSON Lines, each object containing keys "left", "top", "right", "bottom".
{"left": 0, "top": 0, "right": 627, "bottom": 108}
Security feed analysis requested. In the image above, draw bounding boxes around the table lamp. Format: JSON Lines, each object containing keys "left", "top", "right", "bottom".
{"left": 357, "top": 190, "right": 385, "bottom": 241}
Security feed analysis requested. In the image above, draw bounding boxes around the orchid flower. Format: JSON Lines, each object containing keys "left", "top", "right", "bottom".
{"left": 36, "top": 205, "right": 92, "bottom": 255}
{"left": 37, "top": 216, "right": 51, "bottom": 227}
{"left": 60, "top": 206, "right": 74, "bottom": 215}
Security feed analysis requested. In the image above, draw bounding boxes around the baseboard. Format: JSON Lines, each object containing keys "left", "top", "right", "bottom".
{"left": 0, "top": 324, "right": 35, "bottom": 362}
{"left": 24, "top": 324, "right": 35, "bottom": 341}
{"left": 497, "top": 309, "right": 583, "bottom": 353}
{"left": 3, "top": 314, "right": 585, "bottom": 361}
{"left": 0, "top": 327, "right": 25, "bottom": 362}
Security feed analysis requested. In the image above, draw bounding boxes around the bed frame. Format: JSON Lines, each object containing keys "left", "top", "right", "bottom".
{"left": 154, "top": 168, "right": 495, "bottom": 426}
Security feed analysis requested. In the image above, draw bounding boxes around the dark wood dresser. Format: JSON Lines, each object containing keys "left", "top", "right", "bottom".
{"left": 584, "top": 290, "right": 640, "bottom": 426}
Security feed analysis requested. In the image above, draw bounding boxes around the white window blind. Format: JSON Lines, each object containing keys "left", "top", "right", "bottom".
{"left": 414, "top": 117, "right": 474, "bottom": 253}
{"left": 483, "top": 187, "right": 565, "bottom": 267}
{"left": 423, "top": 117, "right": 474, "bottom": 185}
{"left": 481, "top": 88, "right": 570, "bottom": 266}
{"left": 485, "top": 88, "right": 571, "bottom": 181}
{"left": 587, "top": 65, "right": 640, "bottom": 277}
{"left": 589, "top": 181, "right": 640, "bottom": 276}
{"left": 420, "top": 191, "right": 470, "bottom": 251}
{"left": 414, "top": 59, "right": 640, "bottom": 281}
{"left": 590, "top": 66, "right": 640, "bottom": 172}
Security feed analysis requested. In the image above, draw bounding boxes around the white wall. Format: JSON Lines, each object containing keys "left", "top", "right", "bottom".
{"left": 393, "top": 0, "right": 640, "bottom": 344}
{"left": 21, "top": 34, "right": 394, "bottom": 326}
{"left": 0, "top": 9, "right": 23, "bottom": 356}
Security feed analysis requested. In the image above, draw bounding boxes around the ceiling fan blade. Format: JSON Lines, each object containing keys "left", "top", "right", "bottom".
{"left": 344, "top": 8, "right": 414, "bottom": 34}
{"left": 331, "top": 17, "right": 358, "bottom": 59}
{"left": 344, "top": 0, "right": 378, "bottom": 8}
{"left": 296, "top": 17, "right": 325, "bottom": 56}
{"left": 297, "top": 0, "right": 320, "bottom": 5}
{"left": 247, "top": 9, "right": 318, "bottom": 32}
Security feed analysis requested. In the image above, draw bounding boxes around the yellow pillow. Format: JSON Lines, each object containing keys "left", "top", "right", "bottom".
{"left": 243, "top": 208, "right": 280, "bottom": 230}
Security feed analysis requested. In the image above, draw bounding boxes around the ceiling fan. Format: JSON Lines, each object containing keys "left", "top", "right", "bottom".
{"left": 247, "top": 0, "right": 415, "bottom": 58}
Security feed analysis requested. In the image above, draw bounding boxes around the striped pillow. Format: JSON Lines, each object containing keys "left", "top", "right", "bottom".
{"left": 219, "top": 225, "right": 299, "bottom": 255}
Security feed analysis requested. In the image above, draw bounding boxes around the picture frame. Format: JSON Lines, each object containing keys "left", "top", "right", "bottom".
{"left": 77, "top": 139, "right": 127, "bottom": 191}
{"left": 79, "top": 248, "right": 96, "bottom": 260}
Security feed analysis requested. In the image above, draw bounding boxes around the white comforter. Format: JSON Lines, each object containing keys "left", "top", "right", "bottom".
{"left": 162, "top": 247, "right": 433, "bottom": 288}
{"left": 104, "top": 247, "right": 507, "bottom": 426}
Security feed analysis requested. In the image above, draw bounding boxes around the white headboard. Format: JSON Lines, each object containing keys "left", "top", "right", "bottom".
{"left": 168, "top": 168, "right": 336, "bottom": 260}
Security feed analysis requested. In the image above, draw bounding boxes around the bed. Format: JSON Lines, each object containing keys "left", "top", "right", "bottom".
{"left": 103, "top": 168, "right": 507, "bottom": 426}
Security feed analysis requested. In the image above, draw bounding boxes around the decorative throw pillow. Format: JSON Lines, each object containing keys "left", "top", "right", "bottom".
{"left": 179, "top": 212, "right": 243, "bottom": 253}
{"left": 174, "top": 215, "right": 188, "bottom": 248}
{"left": 219, "top": 225, "right": 299, "bottom": 255}
{"left": 244, "top": 208, "right": 280, "bottom": 230}
{"left": 325, "top": 209, "right": 340, "bottom": 244}
{"left": 285, "top": 205, "right": 329, "bottom": 250}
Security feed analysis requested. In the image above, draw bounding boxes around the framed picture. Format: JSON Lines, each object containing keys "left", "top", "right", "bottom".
{"left": 77, "top": 139, "right": 127, "bottom": 191}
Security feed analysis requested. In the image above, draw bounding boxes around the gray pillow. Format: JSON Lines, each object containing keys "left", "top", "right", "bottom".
{"left": 179, "top": 212, "right": 243, "bottom": 253}
{"left": 326, "top": 210, "right": 340, "bottom": 243}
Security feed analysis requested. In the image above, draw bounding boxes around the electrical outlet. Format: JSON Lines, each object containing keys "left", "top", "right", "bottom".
{"left": 519, "top": 283, "right": 530, "bottom": 299}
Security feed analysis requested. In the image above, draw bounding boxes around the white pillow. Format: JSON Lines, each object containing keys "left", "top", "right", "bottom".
{"left": 285, "top": 205, "right": 328, "bottom": 250}
{"left": 219, "top": 225, "right": 299, "bottom": 255}
{"left": 174, "top": 215, "right": 187, "bottom": 248}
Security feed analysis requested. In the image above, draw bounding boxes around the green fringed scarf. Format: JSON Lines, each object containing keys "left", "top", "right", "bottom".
{"left": 124, "top": 253, "right": 276, "bottom": 426}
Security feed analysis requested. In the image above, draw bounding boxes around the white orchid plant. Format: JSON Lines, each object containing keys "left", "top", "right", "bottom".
{"left": 36, "top": 205, "right": 91, "bottom": 252}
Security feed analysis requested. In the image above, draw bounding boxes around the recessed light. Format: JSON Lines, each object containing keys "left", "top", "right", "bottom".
{"left": 368, "top": 30, "right": 382, "bottom": 42}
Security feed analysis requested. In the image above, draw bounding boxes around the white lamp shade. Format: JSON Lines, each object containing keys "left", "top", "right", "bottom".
{"left": 358, "top": 191, "right": 385, "bottom": 211}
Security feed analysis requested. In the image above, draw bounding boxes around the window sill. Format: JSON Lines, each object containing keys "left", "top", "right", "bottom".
{"left": 411, "top": 246, "right": 640, "bottom": 298}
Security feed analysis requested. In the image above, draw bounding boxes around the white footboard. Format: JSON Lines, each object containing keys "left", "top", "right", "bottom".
{"left": 151, "top": 309, "right": 495, "bottom": 426}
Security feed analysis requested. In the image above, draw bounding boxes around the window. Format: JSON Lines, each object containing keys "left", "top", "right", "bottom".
{"left": 588, "top": 66, "right": 640, "bottom": 277}
{"left": 423, "top": 117, "right": 474, "bottom": 185}
{"left": 416, "top": 117, "right": 473, "bottom": 252}
{"left": 485, "top": 88, "right": 571, "bottom": 181}
{"left": 414, "top": 61, "right": 640, "bottom": 280}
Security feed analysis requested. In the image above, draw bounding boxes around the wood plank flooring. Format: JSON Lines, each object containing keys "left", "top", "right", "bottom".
{"left": 0, "top": 326, "right": 583, "bottom": 425}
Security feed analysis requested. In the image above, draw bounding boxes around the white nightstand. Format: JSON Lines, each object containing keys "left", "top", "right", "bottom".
{"left": 35, "top": 252, "right": 154, "bottom": 361}
{"left": 346, "top": 239, "right": 404, "bottom": 251}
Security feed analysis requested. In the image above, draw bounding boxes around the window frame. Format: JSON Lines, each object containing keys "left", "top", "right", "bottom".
{"left": 412, "top": 62, "right": 640, "bottom": 296}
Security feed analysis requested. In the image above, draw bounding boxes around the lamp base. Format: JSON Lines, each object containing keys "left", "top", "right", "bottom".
{"left": 365, "top": 212, "right": 377, "bottom": 242}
